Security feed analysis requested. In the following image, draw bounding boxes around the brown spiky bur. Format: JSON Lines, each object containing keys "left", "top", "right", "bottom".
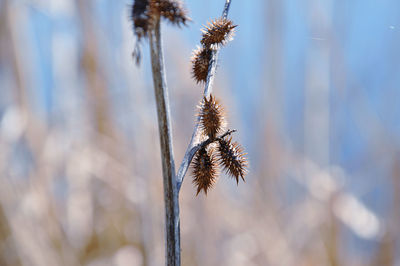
{"left": 131, "top": 0, "right": 189, "bottom": 38}
{"left": 217, "top": 137, "right": 248, "bottom": 184}
{"left": 149, "top": 0, "right": 189, "bottom": 26}
{"left": 201, "top": 18, "right": 237, "bottom": 48}
{"left": 199, "top": 95, "right": 225, "bottom": 139}
{"left": 191, "top": 46, "right": 212, "bottom": 83}
{"left": 192, "top": 147, "right": 218, "bottom": 195}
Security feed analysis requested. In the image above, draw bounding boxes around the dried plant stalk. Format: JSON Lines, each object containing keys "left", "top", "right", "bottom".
{"left": 148, "top": 17, "right": 180, "bottom": 265}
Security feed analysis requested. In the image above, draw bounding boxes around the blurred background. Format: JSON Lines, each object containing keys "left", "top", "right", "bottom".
{"left": 1, "top": 0, "right": 400, "bottom": 265}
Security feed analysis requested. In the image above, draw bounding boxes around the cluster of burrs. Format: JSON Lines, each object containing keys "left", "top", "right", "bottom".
{"left": 190, "top": 17, "right": 245, "bottom": 195}
{"left": 130, "top": 0, "right": 189, "bottom": 63}
{"left": 191, "top": 18, "right": 237, "bottom": 83}
{"left": 191, "top": 95, "right": 248, "bottom": 195}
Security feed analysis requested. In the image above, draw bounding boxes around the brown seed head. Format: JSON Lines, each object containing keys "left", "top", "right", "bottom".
{"left": 191, "top": 46, "right": 212, "bottom": 83}
{"left": 130, "top": 0, "right": 189, "bottom": 64}
{"left": 199, "top": 95, "right": 225, "bottom": 139}
{"left": 201, "top": 18, "right": 237, "bottom": 48}
{"left": 192, "top": 147, "right": 218, "bottom": 195}
{"left": 149, "top": 0, "right": 189, "bottom": 26}
{"left": 131, "top": 0, "right": 152, "bottom": 40}
{"left": 218, "top": 137, "right": 248, "bottom": 184}
{"left": 130, "top": 0, "right": 153, "bottom": 64}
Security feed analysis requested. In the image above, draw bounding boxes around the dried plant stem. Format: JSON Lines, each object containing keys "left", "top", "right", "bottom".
{"left": 147, "top": 0, "right": 232, "bottom": 263}
{"left": 176, "top": 0, "right": 232, "bottom": 191}
{"left": 149, "top": 18, "right": 180, "bottom": 265}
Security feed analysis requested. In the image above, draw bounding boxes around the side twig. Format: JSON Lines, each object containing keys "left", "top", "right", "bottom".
{"left": 149, "top": 18, "right": 180, "bottom": 265}
{"left": 176, "top": 0, "right": 232, "bottom": 191}
{"left": 200, "top": 129, "right": 237, "bottom": 149}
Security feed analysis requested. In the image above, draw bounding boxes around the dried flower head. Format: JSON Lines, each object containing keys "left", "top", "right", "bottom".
{"left": 150, "top": 0, "right": 189, "bottom": 26}
{"left": 201, "top": 18, "right": 237, "bottom": 48}
{"left": 130, "top": 0, "right": 152, "bottom": 64}
{"left": 191, "top": 46, "right": 212, "bottom": 83}
{"left": 131, "top": 0, "right": 152, "bottom": 40}
{"left": 192, "top": 147, "right": 218, "bottom": 195}
{"left": 199, "top": 95, "right": 225, "bottom": 139}
{"left": 218, "top": 137, "right": 247, "bottom": 184}
{"left": 130, "top": 0, "right": 189, "bottom": 64}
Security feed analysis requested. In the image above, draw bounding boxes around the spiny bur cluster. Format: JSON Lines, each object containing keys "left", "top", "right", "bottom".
{"left": 130, "top": 0, "right": 189, "bottom": 63}
{"left": 191, "top": 47, "right": 212, "bottom": 84}
{"left": 192, "top": 147, "right": 218, "bottom": 195}
{"left": 191, "top": 94, "right": 248, "bottom": 195}
{"left": 191, "top": 18, "right": 237, "bottom": 83}
{"left": 201, "top": 18, "right": 237, "bottom": 48}
{"left": 149, "top": 0, "right": 189, "bottom": 26}
{"left": 198, "top": 95, "right": 225, "bottom": 139}
{"left": 218, "top": 137, "right": 247, "bottom": 184}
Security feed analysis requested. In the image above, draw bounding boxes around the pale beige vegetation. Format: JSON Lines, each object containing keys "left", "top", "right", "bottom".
{"left": 0, "top": 0, "right": 397, "bottom": 265}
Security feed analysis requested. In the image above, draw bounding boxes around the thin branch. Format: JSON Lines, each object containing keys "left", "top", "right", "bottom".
{"left": 216, "top": 129, "right": 236, "bottom": 140}
{"left": 222, "top": 0, "right": 232, "bottom": 20}
{"left": 149, "top": 18, "right": 180, "bottom": 265}
{"left": 201, "top": 129, "right": 237, "bottom": 149}
{"left": 176, "top": 0, "right": 233, "bottom": 191}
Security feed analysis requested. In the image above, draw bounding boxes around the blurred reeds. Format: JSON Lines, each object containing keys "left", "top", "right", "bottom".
{"left": 0, "top": 0, "right": 398, "bottom": 265}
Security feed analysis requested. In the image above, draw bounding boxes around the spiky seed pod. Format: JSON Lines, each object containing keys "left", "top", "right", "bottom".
{"left": 131, "top": 0, "right": 152, "bottom": 40}
{"left": 149, "top": 0, "right": 189, "bottom": 26}
{"left": 218, "top": 137, "right": 248, "bottom": 184}
{"left": 191, "top": 46, "right": 212, "bottom": 83}
{"left": 199, "top": 95, "right": 225, "bottom": 139}
{"left": 192, "top": 147, "right": 218, "bottom": 195}
{"left": 201, "top": 18, "right": 237, "bottom": 48}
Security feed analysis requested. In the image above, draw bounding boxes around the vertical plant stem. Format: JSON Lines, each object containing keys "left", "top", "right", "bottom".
{"left": 149, "top": 18, "right": 180, "bottom": 265}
